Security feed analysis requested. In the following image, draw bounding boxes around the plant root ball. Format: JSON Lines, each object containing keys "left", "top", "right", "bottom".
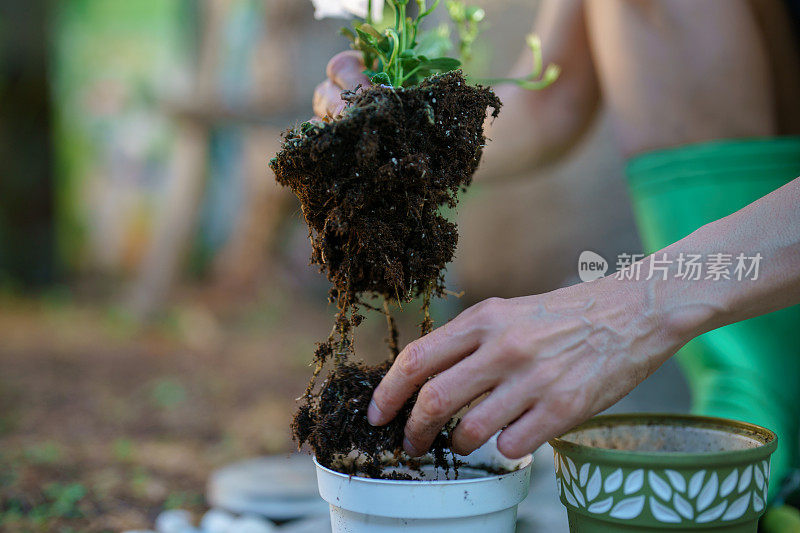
{"left": 270, "top": 70, "right": 501, "bottom": 304}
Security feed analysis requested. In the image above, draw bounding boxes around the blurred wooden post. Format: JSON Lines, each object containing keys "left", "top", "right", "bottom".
{"left": 127, "top": 0, "right": 226, "bottom": 319}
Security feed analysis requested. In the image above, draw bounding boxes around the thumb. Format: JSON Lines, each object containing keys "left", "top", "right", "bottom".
{"left": 326, "top": 50, "right": 371, "bottom": 90}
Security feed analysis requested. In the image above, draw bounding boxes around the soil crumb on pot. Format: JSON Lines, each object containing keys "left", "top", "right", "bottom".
{"left": 271, "top": 70, "right": 501, "bottom": 478}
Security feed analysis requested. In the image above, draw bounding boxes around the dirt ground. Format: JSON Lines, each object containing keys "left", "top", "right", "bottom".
{"left": 0, "top": 281, "right": 422, "bottom": 532}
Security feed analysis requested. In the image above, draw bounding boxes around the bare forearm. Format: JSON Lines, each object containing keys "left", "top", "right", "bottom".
{"left": 476, "top": 0, "right": 600, "bottom": 182}
{"left": 637, "top": 177, "right": 800, "bottom": 344}
{"left": 368, "top": 178, "right": 800, "bottom": 459}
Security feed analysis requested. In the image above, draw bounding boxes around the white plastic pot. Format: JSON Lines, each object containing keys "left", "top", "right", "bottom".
{"left": 314, "top": 436, "right": 533, "bottom": 532}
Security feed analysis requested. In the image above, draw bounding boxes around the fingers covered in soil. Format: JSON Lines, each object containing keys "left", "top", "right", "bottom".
{"left": 291, "top": 361, "right": 456, "bottom": 478}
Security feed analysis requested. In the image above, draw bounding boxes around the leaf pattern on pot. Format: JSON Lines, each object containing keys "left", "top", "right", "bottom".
{"left": 673, "top": 493, "right": 693, "bottom": 520}
{"left": 609, "top": 495, "right": 645, "bottom": 519}
{"left": 624, "top": 469, "right": 644, "bottom": 495}
{"left": 688, "top": 470, "right": 706, "bottom": 499}
{"left": 722, "top": 493, "right": 750, "bottom": 521}
{"left": 649, "top": 496, "right": 681, "bottom": 523}
{"left": 579, "top": 463, "right": 590, "bottom": 488}
{"left": 604, "top": 468, "right": 623, "bottom": 493}
{"left": 587, "top": 496, "right": 613, "bottom": 514}
{"left": 552, "top": 457, "right": 771, "bottom": 525}
{"left": 753, "top": 493, "right": 764, "bottom": 512}
{"left": 697, "top": 501, "right": 728, "bottom": 523}
{"left": 563, "top": 483, "right": 579, "bottom": 508}
{"left": 560, "top": 455, "right": 570, "bottom": 482}
{"left": 566, "top": 456, "right": 578, "bottom": 480}
{"left": 754, "top": 463, "right": 764, "bottom": 490}
{"left": 665, "top": 470, "right": 686, "bottom": 493}
{"left": 586, "top": 467, "right": 602, "bottom": 502}
{"left": 648, "top": 471, "right": 672, "bottom": 501}
{"left": 696, "top": 472, "right": 718, "bottom": 511}
{"left": 738, "top": 465, "right": 752, "bottom": 493}
{"left": 720, "top": 469, "right": 738, "bottom": 498}
{"left": 571, "top": 479, "right": 586, "bottom": 507}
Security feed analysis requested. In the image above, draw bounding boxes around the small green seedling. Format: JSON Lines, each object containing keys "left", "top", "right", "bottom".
{"left": 335, "top": 0, "right": 559, "bottom": 90}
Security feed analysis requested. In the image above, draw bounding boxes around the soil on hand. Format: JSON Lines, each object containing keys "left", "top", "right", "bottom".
{"left": 291, "top": 361, "right": 456, "bottom": 477}
{"left": 271, "top": 70, "right": 501, "bottom": 477}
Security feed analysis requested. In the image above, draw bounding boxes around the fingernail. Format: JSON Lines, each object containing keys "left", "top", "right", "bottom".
{"left": 367, "top": 399, "right": 383, "bottom": 426}
{"left": 403, "top": 437, "right": 420, "bottom": 457}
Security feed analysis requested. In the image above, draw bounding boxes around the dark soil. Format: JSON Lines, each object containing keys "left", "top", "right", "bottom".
{"left": 271, "top": 70, "right": 500, "bottom": 306}
{"left": 290, "top": 361, "right": 457, "bottom": 477}
{"left": 271, "top": 70, "right": 501, "bottom": 478}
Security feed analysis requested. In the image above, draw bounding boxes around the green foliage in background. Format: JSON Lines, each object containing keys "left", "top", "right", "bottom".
{"left": 51, "top": 0, "right": 193, "bottom": 272}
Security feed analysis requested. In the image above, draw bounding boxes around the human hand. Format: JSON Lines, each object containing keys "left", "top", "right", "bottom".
{"left": 367, "top": 276, "right": 686, "bottom": 459}
{"left": 312, "top": 51, "right": 370, "bottom": 119}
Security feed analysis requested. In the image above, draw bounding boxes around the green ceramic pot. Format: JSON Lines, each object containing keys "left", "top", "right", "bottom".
{"left": 549, "top": 414, "right": 777, "bottom": 532}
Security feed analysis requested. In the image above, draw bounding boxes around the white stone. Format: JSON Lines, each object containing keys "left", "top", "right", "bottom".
{"left": 155, "top": 510, "right": 193, "bottom": 533}
{"left": 200, "top": 509, "right": 236, "bottom": 533}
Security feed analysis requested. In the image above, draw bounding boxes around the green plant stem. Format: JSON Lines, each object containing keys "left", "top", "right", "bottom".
{"left": 396, "top": 2, "right": 406, "bottom": 85}
{"left": 401, "top": 65, "right": 422, "bottom": 84}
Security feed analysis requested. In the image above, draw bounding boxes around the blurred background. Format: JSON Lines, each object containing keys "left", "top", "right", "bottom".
{"left": 0, "top": 0, "right": 686, "bottom": 531}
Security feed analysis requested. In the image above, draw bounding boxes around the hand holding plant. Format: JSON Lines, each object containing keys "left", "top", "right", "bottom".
{"left": 313, "top": 0, "right": 560, "bottom": 119}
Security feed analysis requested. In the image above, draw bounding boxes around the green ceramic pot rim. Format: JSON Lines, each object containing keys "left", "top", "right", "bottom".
{"left": 549, "top": 413, "right": 777, "bottom": 468}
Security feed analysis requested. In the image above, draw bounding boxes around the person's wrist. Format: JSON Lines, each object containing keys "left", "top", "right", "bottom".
{"left": 643, "top": 257, "right": 720, "bottom": 352}
{"left": 596, "top": 261, "right": 707, "bottom": 360}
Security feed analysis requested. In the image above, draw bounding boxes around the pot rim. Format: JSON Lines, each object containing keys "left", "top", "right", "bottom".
{"left": 548, "top": 413, "right": 777, "bottom": 467}
{"left": 312, "top": 453, "right": 532, "bottom": 485}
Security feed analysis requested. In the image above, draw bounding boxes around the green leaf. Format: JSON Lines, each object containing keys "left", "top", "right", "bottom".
{"left": 355, "top": 28, "right": 385, "bottom": 59}
{"left": 420, "top": 56, "right": 461, "bottom": 71}
{"left": 355, "top": 27, "right": 378, "bottom": 47}
{"left": 358, "top": 23, "right": 383, "bottom": 39}
{"left": 371, "top": 72, "right": 392, "bottom": 85}
{"left": 400, "top": 56, "right": 421, "bottom": 70}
